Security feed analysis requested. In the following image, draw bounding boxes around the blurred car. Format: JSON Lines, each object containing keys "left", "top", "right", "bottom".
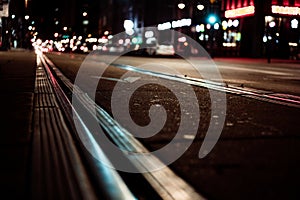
{"left": 102, "top": 44, "right": 125, "bottom": 54}
{"left": 71, "top": 43, "right": 89, "bottom": 53}
{"left": 145, "top": 42, "right": 175, "bottom": 56}
{"left": 156, "top": 43, "right": 175, "bottom": 56}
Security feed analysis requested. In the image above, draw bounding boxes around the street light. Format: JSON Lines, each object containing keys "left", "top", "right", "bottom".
{"left": 178, "top": 3, "right": 185, "bottom": 9}
{"left": 123, "top": 19, "right": 135, "bottom": 35}
{"left": 197, "top": 4, "right": 204, "bottom": 11}
{"left": 123, "top": 20, "right": 134, "bottom": 30}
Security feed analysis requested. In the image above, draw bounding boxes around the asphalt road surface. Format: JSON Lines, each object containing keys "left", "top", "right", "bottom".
{"left": 45, "top": 52, "right": 300, "bottom": 200}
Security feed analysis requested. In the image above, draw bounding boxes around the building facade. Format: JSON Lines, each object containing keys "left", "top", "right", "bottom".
{"left": 221, "top": 0, "right": 300, "bottom": 58}
{"left": 3, "top": 0, "right": 299, "bottom": 58}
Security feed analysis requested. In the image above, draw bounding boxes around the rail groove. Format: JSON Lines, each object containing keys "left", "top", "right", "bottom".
{"left": 42, "top": 51, "right": 206, "bottom": 200}
{"left": 31, "top": 50, "right": 135, "bottom": 200}
{"left": 111, "top": 63, "right": 300, "bottom": 108}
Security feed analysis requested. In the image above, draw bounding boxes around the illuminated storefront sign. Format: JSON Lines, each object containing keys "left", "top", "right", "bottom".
{"left": 158, "top": 18, "right": 191, "bottom": 30}
{"left": 225, "top": 6, "right": 255, "bottom": 18}
{"left": 172, "top": 18, "right": 192, "bottom": 28}
{"left": 158, "top": 22, "right": 172, "bottom": 30}
{"left": 271, "top": 5, "right": 300, "bottom": 16}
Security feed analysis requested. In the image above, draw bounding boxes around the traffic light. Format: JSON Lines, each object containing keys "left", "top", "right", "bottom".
{"left": 207, "top": 14, "right": 217, "bottom": 24}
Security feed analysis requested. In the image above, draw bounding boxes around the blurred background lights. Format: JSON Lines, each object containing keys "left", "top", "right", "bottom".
{"left": 269, "top": 21, "right": 276, "bottom": 28}
{"left": 222, "top": 21, "right": 228, "bottom": 30}
{"left": 214, "top": 23, "right": 220, "bottom": 30}
{"left": 265, "top": 16, "right": 274, "bottom": 23}
{"left": 199, "top": 34, "right": 204, "bottom": 41}
{"left": 291, "top": 19, "right": 298, "bottom": 29}
{"left": 233, "top": 19, "right": 239, "bottom": 27}
{"left": 197, "top": 4, "right": 204, "bottom": 11}
{"left": 178, "top": 3, "right": 185, "bottom": 9}
{"left": 123, "top": 20, "right": 134, "bottom": 30}
{"left": 145, "top": 31, "right": 154, "bottom": 38}
{"left": 208, "top": 15, "right": 217, "bottom": 24}
{"left": 125, "top": 29, "right": 134, "bottom": 35}
{"left": 118, "top": 39, "right": 124, "bottom": 45}
{"left": 227, "top": 19, "right": 233, "bottom": 27}
{"left": 178, "top": 36, "right": 187, "bottom": 42}
{"left": 196, "top": 24, "right": 205, "bottom": 32}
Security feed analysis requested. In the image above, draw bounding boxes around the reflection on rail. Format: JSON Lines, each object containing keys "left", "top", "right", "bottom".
{"left": 33, "top": 48, "right": 205, "bottom": 199}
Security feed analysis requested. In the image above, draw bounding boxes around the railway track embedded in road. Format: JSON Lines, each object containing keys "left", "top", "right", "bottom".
{"left": 110, "top": 62, "right": 300, "bottom": 109}
{"left": 32, "top": 49, "right": 206, "bottom": 200}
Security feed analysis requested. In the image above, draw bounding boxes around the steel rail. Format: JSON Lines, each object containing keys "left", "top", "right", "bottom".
{"left": 109, "top": 63, "right": 300, "bottom": 108}
{"left": 33, "top": 49, "right": 136, "bottom": 200}
{"left": 42, "top": 53, "right": 206, "bottom": 200}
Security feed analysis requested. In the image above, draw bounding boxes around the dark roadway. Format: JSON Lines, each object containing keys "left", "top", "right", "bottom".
{"left": 0, "top": 50, "right": 300, "bottom": 200}
{"left": 45, "top": 52, "right": 300, "bottom": 200}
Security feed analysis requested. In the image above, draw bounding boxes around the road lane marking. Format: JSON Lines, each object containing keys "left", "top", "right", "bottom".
{"left": 91, "top": 76, "right": 141, "bottom": 83}
{"left": 217, "top": 65, "right": 294, "bottom": 76}
{"left": 110, "top": 63, "right": 300, "bottom": 108}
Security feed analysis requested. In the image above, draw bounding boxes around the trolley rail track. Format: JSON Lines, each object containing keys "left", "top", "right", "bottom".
{"left": 32, "top": 49, "right": 205, "bottom": 199}
{"left": 31, "top": 50, "right": 136, "bottom": 199}
{"left": 33, "top": 50, "right": 300, "bottom": 200}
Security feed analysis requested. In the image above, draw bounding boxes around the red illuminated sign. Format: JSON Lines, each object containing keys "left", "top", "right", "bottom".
{"left": 272, "top": 0, "right": 300, "bottom": 6}
{"left": 225, "top": 6, "right": 255, "bottom": 18}
{"left": 271, "top": 5, "right": 300, "bottom": 16}
{"left": 223, "top": 0, "right": 254, "bottom": 11}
